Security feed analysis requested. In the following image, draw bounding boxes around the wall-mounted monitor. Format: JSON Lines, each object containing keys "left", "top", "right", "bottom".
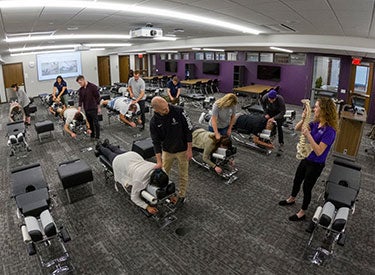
{"left": 36, "top": 51, "right": 82, "bottom": 81}
{"left": 257, "top": 65, "right": 281, "bottom": 81}
{"left": 165, "top": 61, "right": 178, "bottom": 73}
{"left": 203, "top": 62, "right": 220, "bottom": 75}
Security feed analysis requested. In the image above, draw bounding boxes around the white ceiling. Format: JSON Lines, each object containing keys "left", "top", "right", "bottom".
{"left": 1, "top": 0, "right": 375, "bottom": 56}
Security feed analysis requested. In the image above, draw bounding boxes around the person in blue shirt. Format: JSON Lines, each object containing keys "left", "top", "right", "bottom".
{"left": 53, "top": 75, "right": 68, "bottom": 107}
{"left": 279, "top": 97, "right": 338, "bottom": 221}
{"left": 166, "top": 76, "right": 181, "bottom": 105}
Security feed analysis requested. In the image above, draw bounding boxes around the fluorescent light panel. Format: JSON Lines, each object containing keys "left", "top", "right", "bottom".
{"left": 84, "top": 43, "right": 131, "bottom": 47}
{"left": 9, "top": 44, "right": 79, "bottom": 52}
{"left": 153, "top": 37, "right": 177, "bottom": 41}
{"left": 5, "top": 34, "right": 131, "bottom": 43}
{"left": 0, "top": 1, "right": 260, "bottom": 35}
{"left": 202, "top": 48, "right": 225, "bottom": 52}
{"left": 146, "top": 50, "right": 178, "bottom": 53}
{"left": 270, "top": 46, "right": 293, "bottom": 53}
{"left": 10, "top": 49, "right": 75, "bottom": 57}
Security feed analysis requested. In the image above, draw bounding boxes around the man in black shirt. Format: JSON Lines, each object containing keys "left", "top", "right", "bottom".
{"left": 261, "top": 90, "right": 286, "bottom": 147}
{"left": 150, "top": 96, "right": 193, "bottom": 207}
{"left": 77, "top": 75, "right": 101, "bottom": 139}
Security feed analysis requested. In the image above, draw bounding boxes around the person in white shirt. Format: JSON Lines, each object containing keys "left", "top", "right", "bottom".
{"left": 101, "top": 96, "right": 141, "bottom": 127}
{"left": 61, "top": 107, "right": 91, "bottom": 138}
{"left": 96, "top": 141, "right": 169, "bottom": 215}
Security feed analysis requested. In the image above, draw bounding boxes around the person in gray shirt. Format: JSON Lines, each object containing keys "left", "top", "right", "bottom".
{"left": 11, "top": 83, "right": 31, "bottom": 125}
{"left": 208, "top": 93, "right": 238, "bottom": 140}
{"left": 128, "top": 70, "right": 146, "bottom": 130}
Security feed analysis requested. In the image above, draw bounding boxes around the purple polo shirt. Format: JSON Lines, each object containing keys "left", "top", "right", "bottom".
{"left": 78, "top": 82, "right": 100, "bottom": 111}
{"left": 306, "top": 121, "right": 336, "bottom": 164}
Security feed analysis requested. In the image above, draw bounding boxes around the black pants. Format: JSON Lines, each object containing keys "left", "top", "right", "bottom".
{"left": 86, "top": 109, "right": 100, "bottom": 138}
{"left": 138, "top": 100, "right": 146, "bottom": 127}
{"left": 98, "top": 144, "right": 126, "bottom": 164}
{"left": 291, "top": 159, "right": 325, "bottom": 210}
{"left": 275, "top": 118, "right": 284, "bottom": 144}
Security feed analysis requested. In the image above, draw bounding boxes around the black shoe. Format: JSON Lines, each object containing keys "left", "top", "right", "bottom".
{"left": 103, "top": 139, "right": 109, "bottom": 147}
{"left": 95, "top": 140, "right": 102, "bottom": 151}
{"left": 279, "top": 200, "right": 295, "bottom": 206}
{"left": 289, "top": 214, "right": 305, "bottom": 221}
{"left": 94, "top": 150, "right": 100, "bottom": 157}
{"left": 175, "top": 197, "right": 185, "bottom": 209}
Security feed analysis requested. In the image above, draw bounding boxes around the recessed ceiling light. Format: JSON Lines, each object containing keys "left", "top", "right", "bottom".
{"left": 67, "top": 26, "right": 79, "bottom": 31}
{"left": 9, "top": 44, "right": 80, "bottom": 52}
{"left": 153, "top": 36, "right": 177, "bottom": 41}
{"left": 202, "top": 48, "right": 225, "bottom": 52}
{"left": 10, "top": 49, "right": 76, "bottom": 57}
{"left": 84, "top": 43, "right": 131, "bottom": 47}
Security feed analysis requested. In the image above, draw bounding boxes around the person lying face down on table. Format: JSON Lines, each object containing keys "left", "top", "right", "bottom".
{"left": 96, "top": 140, "right": 170, "bottom": 215}
{"left": 100, "top": 97, "right": 141, "bottom": 127}
{"left": 192, "top": 127, "right": 233, "bottom": 174}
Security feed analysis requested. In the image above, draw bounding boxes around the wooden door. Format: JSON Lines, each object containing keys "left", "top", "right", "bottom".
{"left": 119, "top": 55, "right": 130, "bottom": 83}
{"left": 97, "top": 56, "right": 111, "bottom": 86}
{"left": 2, "top": 62, "right": 25, "bottom": 102}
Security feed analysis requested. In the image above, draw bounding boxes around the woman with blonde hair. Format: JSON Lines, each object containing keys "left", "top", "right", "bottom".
{"left": 208, "top": 93, "right": 238, "bottom": 140}
{"left": 279, "top": 97, "right": 339, "bottom": 221}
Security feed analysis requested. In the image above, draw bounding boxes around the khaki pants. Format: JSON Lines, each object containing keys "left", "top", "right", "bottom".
{"left": 162, "top": 150, "right": 189, "bottom": 197}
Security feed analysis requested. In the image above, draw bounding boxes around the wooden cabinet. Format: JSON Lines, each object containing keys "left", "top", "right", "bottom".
{"left": 333, "top": 110, "right": 367, "bottom": 159}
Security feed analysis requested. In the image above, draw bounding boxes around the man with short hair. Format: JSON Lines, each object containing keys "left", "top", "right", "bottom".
{"left": 62, "top": 107, "right": 91, "bottom": 139}
{"left": 101, "top": 97, "right": 141, "bottom": 127}
{"left": 261, "top": 89, "right": 286, "bottom": 147}
{"left": 128, "top": 70, "right": 146, "bottom": 130}
{"left": 150, "top": 96, "right": 193, "bottom": 207}
{"left": 76, "top": 75, "right": 101, "bottom": 139}
{"left": 166, "top": 76, "right": 181, "bottom": 104}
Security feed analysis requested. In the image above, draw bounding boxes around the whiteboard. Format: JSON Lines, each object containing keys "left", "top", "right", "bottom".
{"left": 36, "top": 51, "right": 82, "bottom": 81}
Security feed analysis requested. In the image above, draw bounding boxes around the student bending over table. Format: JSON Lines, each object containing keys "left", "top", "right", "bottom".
{"left": 101, "top": 96, "right": 141, "bottom": 127}
{"left": 60, "top": 106, "right": 91, "bottom": 138}
{"left": 192, "top": 128, "right": 232, "bottom": 174}
{"left": 96, "top": 140, "right": 169, "bottom": 214}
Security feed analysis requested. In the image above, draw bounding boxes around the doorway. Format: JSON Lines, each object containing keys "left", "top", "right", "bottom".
{"left": 97, "top": 56, "right": 111, "bottom": 86}
{"left": 119, "top": 55, "right": 130, "bottom": 83}
{"left": 2, "top": 62, "right": 25, "bottom": 102}
{"left": 348, "top": 62, "right": 373, "bottom": 111}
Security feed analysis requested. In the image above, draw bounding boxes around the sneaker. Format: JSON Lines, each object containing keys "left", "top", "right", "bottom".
{"left": 198, "top": 112, "right": 206, "bottom": 124}
{"left": 102, "top": 139, "right": 110, "bottom": 147}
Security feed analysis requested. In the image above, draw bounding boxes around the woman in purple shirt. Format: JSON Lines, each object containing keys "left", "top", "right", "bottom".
{"left": 279, "top": 97, "right": 338, "bottom": 221}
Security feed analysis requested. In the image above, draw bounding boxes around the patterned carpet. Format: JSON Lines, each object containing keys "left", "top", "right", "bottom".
{"left": 0, "top": 94, "right": 374, "bottom": 275}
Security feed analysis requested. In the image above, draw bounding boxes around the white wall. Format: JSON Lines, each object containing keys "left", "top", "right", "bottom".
{"left": 0, "top": 50, "right": 101, "bottom": 100}
{"left": 110, "top": 54, "right": 119, "bottom": 84}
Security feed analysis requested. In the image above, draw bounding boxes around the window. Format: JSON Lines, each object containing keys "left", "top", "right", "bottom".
{"left": 246, "top": 52, "right": 259, "bottom": 62}
{"left": 290, "top": 53, "right": 306, "bottom": 65}
{"left": 195, "top": 52, "right": 204, "bottom": 60}
{"left": 274, "top": 53, "right": 289, "bottom": 64}
{"left": 205, "top": 52, "right": 215, "bottom": 61}
{"left": 215, "top": 53, "right": 226, "bottom": 61}
{"left": 354, "top": 65, "right": 370, "bottom": 93}
{"left": 173, "top": 53, "right": 181, "bottom": 60}
{"left": 227, "top": 52, "right": 238, "bottom": 61}
{"left": 312, "top": 56, "right": 340, "bottom": 92}
{"left": 182, "top": 53, "right": 190, "bottom": 60}
{"left": 160, "top": 54, "right": 166, "bottom": 60}
{"left": 260, "top": 53, "right": 273, "bottom": 63}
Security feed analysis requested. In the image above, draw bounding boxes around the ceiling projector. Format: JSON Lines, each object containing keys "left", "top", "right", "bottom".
{"left": 130, "top": 27, "right": 163, "bottom": 38}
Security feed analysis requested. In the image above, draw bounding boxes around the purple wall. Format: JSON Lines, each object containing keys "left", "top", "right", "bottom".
{"left": 155, "top": 52, "right": 375, "bottom": 123}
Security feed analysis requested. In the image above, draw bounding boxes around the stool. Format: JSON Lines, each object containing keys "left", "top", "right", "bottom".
{"left": 35, "top": 120, "right": 54, "bottom": 142}
{"left": 132, "top": 137, "right": 155, "bottom": 159}
{"left": 57, "top": 159, "right": 94, "bottom": 203}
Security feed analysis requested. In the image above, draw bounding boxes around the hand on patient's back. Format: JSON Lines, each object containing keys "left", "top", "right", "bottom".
{"left": 87, "top": 129, "right": 92, "bottom": 135}
{"left": 215, "top": 166, "right": 222, "bottom": 174}
{"left": 130, "top": 122, "right": 136, "bottom": 128}
{"left": 215, "top": 133, "right": 221, "bottom": 140}
{"left": 71, "top": 133, "right": 77, "bottom": 139}
{"left": 154, "top": 162, "right": 163, "bottom": 169}
{"left": 147, "top": 206, "right": 158, "bottom": 214}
